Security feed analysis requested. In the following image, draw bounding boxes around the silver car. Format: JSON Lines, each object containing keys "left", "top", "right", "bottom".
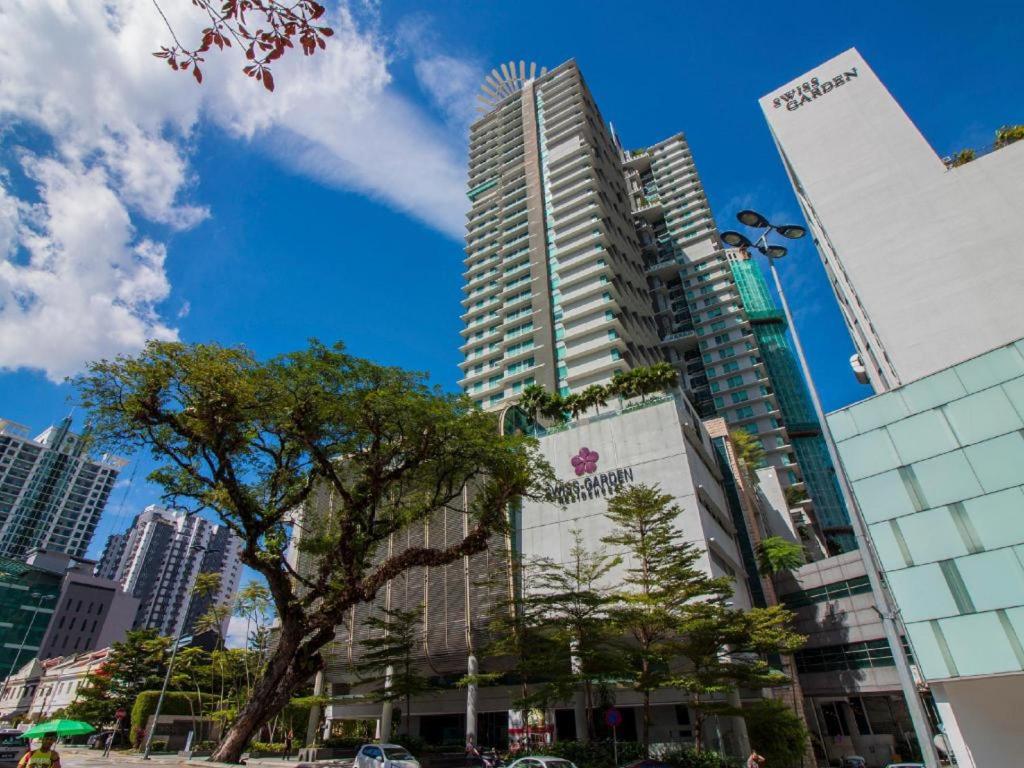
{"left": 355, "top": 743, "right": 420, "bottom": 768}
{"left": 507, "top": 757, "right": 578, "bottom": 768}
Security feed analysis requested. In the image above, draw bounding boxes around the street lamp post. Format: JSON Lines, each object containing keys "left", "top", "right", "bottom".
{"left": 143, "top": 544, "right": 207, "bottom": 759}
{"left": 721, "top": 211, "right": 941, "bottom": 768}
{"left": 6, "top": 592, "right": 55, "bottom": 679}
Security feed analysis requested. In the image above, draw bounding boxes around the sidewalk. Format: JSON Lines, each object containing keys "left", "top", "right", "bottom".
{"left": 60, "top": 746, "right": 319, "bottom": 768}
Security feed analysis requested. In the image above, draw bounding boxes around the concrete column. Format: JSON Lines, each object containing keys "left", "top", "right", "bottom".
{"left": 570, "top": 645, "right": 588, "bottom": 742}
{"left": 380, "top": 665, "right": 394, "bottom": 740}
{"left": 840, "top": 699, "right": 862, "bottom": 738}
{"left": 306, "top": 671, "right": 325, "bottom": 748}
{"left": 466, "top": 654, "right": 478, "bottom": 745}
{"left": 727, "top": 688, "right": 750, "bottom": 756}
{"left": 930, "top": 683, "right": 975, "bottom": 768}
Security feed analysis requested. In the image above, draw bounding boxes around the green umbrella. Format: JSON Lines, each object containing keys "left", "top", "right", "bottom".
{"left": 21, "top": 720, "right": 96, "bottom": 739}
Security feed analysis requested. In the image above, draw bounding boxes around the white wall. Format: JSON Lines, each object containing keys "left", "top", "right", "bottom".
{"left": 761, "top": 48, "right": 1024, "bottom": 390}
{"left": 520, "top": 395, "right": 752, "bottom": 607}
{"left": 932, "top": 674, "right": 1024, "bottom": 768}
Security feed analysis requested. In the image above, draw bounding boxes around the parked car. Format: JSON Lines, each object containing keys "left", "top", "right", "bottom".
{"left": 0, "top": 730, "right": 27, "bottom": 768}
{"left": 506, "top": 757, "right": 578, "bottom": 768}
{"left": 884, "top": 764, "right": 925, "bottom": 768}
{"left": 355, "top": 744, "right": 420, "bottom": 768}
{"left": 839, "top": 758, "right": 867, "bottom": 768}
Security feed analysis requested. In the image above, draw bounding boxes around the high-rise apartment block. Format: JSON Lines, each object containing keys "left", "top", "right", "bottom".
{"left": 459, "top": 61, "right": 850, "bottom": 552}
{"left": 0, "top": 417, "right": 124, "bottom": 560}
{"left": 97, "top": 505, "right": 243, "bottom": 639}
{"left": 459, "top": 61, "right": 662, "bottom": 408}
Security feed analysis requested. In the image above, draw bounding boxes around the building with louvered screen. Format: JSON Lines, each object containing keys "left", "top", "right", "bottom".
{"left": 310, "top": 394, "right": 763, "bottom": 754}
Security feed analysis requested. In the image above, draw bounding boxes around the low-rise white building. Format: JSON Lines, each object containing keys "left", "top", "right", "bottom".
{"left": 0, "top": 649, "right": 108, "bottom": 725}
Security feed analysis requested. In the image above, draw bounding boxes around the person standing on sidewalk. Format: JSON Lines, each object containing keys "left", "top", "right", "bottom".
{"left": 283, "top": 730, "right": 294, "bottom": 760}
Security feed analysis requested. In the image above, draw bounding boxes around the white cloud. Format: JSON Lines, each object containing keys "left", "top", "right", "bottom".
{"left": 0, "top": 0, "right": 473, "bottom": 379}
{"left": 414, "top": 54, "right": 484, "bottom": 130}
{"left": 0, "top": 157, "right": 176, "bottom": 381}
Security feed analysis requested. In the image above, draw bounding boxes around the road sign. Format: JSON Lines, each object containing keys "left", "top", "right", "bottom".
{"left": 115, "top": 708, "right": 127, "bottom": 720}
{"left": 604, "top": 708, "right": 622, "bottom": 728}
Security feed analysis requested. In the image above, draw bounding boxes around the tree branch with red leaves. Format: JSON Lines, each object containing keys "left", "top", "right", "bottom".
{"left": 151, "top": 0, "right": 334, "bottom": 91}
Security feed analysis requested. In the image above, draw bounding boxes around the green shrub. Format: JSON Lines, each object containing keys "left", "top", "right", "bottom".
{"left": 149, "top": 741, "right": 168, "bottom": 753}
{"left": 658, "top": 745, "right": 736, "bottom": 768}
{"left": 130, "top": 690, "right": 202, "bottom": 736}
{"left": 742, "top": 699, "right": 809, "bottom": 768}
{"left": 192, "top": 741, "right": 217, "bottom": 753}
{"left": 250, "top": 741, "right": 286, "bottom": 754}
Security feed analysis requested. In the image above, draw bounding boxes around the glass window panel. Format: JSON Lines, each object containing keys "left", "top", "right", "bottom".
{"left": 912, "top": 450, "right": 984, "bottom": 508}
{"left": 956, "top": 549, "right": 1024, "bottom": 613}
{"left": 837, "top": 430, "right": 902, "bottom": 481}
{"left": 886, "top": 410, "right": 960, "bottom": 465}
{"left": 938, "top": 612, "right": 1022, "bottom": 676}
{"left": 851, "top": 470, "right": 918, "bottom": 523}
{"left": 899, "top": 508, "right": 969, "bottom": 565}
{"left": 943, "top": 388, "right": 1023, "bottom": 445}
{"left": 954, "top": 347, "right": 1024, "bottom": 393}
{"left": 887, "top": 563, "right": 959, "bottom": 622}
{"left": 963, "top": 488, "right": 1024, "bottom": 551}
{"left": 964, "top": 432, "right": 1024, "bottom": 494}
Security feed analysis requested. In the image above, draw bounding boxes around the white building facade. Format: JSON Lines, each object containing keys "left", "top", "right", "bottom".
{"left": 760, "top": 47, "right": 1024, "bottom": 394}
{"left": 763, "top": 49, "right": 1024, "bottom": 767}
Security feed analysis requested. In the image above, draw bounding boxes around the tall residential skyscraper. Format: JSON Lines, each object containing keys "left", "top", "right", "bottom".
{"left": 0, "top": 417, "right": 124, "bottom": 560}
{"left": 458, "top": 61, "right": 851, "bottom": 552}
{"left": 459, "top": 60, "right": 663, "bottom": 409}
{"left": 97, "top": 505, "right": 243, "bottom": 639}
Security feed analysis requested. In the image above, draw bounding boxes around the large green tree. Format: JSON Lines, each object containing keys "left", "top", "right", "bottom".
{"left": 601, "top": 485, "right": 732, "bottom": 756}
{"left": 354, "top": 605, "right": 432, "bottom": 737}
{"left": 672, "top": 603, "right": 805, "bottom": 750}
{"left": 64, "top": 629, "right": 169, "bottom": 725}
{"left": 75, "top": 339, "right": 548, "bottom": 762}
{"left": 530, "top": 530, "right": 621, "bottom": 739}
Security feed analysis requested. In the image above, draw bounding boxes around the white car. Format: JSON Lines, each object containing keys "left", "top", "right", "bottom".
{"left": 355, "top": 743, "right": 420, "bottom": 768}
{"left": 507, "top": 757, "right": 578, "bottom": 768}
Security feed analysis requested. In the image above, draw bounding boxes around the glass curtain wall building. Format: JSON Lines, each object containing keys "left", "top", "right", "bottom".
{"left": 0, "top": 417, "right": 124, "bottom": 560}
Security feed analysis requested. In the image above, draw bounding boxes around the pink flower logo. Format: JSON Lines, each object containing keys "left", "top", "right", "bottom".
{"left": 571, "top": 447, "right": 600, "bottom": 476}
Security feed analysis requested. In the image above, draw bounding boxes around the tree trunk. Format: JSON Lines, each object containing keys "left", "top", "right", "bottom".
{"left": 642, "top": 691, "right": 651, "bottom": 758}
{"left": 692, "top": 699, "right": 703, "bottom": 754}
{"left": 210, "top": 618, "right": 328, "bottom": 763}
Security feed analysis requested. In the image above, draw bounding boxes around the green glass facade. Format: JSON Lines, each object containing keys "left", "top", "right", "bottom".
{"left": 0, "top": 558, "right": 60, "bottom": 678}
{"left": 828, "top": 339, "right": 1024, "bottom": 682}
{"left": 730, "top": 258, "right": 854, "bottom": 551}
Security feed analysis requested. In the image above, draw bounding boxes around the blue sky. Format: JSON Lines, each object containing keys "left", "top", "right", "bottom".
{"left": 1, "top": 0, "right": 1022, "bottom": 579}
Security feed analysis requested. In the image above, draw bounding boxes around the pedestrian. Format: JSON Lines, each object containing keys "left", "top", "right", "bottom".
{"left": 283, "top": 729, "right": 294, "bottom": 761}
{"left": 746, "top": 750, "right": 765, "bottom": 768}
{"left": 17, "top": 732, "right": 61, "bottom": 768}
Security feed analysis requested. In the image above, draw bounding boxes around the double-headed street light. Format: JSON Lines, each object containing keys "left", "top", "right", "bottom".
{"left": 722, "top": 209, "right": 940, "bottom": 768}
